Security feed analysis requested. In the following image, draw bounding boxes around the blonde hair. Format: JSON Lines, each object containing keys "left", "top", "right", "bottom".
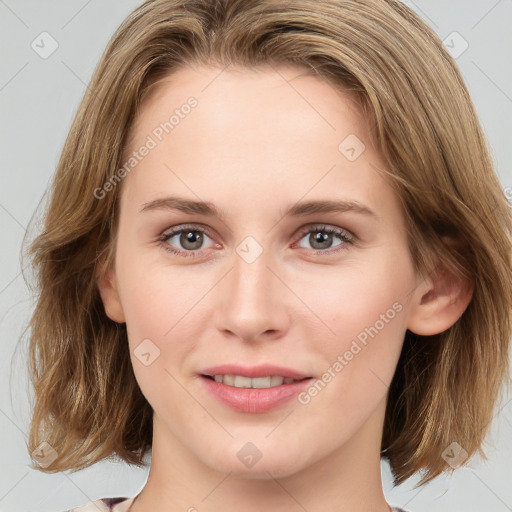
{"left": 25, "top": 0, "right": 512, "bottom": 487}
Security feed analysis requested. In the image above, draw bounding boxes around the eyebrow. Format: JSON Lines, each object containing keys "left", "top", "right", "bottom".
{"left": 139, "top": 195, "right": 377, "bottom": 220}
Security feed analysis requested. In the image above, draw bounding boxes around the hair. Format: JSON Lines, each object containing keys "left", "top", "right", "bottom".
{"left": 24, "top": 0, "right": 512, "bottom": 487}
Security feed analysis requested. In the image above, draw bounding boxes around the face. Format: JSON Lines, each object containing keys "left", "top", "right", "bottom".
{"left": 101, "top": 63, "right": 424, "bottom": 479}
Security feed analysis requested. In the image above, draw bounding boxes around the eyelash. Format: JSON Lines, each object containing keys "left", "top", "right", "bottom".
{"left": 158, "top": 223, "right": 355, "bottom": 258}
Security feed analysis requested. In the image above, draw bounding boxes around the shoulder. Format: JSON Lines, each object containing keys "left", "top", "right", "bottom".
{"left": 65, "top": 497, "right": 134, "bottom": 512}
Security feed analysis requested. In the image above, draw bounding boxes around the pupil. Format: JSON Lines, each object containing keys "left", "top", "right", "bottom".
{"left": 311, "top": 231, "right": 331, "bottom": 249}
{"left": 181, "top": 231, "right": 203, "bottom": 250}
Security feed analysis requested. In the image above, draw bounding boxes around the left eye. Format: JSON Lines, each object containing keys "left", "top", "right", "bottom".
{"left": 295, "top": 225, "right": 353, "bottom": 252}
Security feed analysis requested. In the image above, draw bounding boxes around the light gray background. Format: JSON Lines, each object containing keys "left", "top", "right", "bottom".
{"left": 1, "top": 1, "right": 511, "bottom": 511}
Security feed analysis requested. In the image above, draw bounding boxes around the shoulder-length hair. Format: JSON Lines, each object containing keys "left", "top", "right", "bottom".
{"left": 25, "top": 0, "right": 512, "bottom": 486}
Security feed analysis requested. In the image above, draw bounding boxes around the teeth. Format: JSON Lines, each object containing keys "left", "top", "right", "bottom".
{"left": 210, "top": 375, "right": 300, "bottom": 388}
{"left": 253, "top": 377, "right": 272, "bottom": 388}
{"left": 234, "top": 375, "right": 252, "bottom": 388}
{"left": 223, "top": 375, "right": 235, "bottom": 386}
{"left": 271, "top": 376, "right": 283, "bottom": 386}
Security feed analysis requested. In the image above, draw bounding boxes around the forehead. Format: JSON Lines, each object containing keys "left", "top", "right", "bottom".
{"left": 120, "top": 63, "right": 391, "bottom": 217}
{"left": 127, "top": 63, "right": 370, "bottom": 151}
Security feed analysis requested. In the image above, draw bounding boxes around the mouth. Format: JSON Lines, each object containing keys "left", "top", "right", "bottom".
{"left": 198, "top": 365, "right": 314, "bottom": 413}
{"left": 201, "top": 374, "right": 312, "bottom": 388}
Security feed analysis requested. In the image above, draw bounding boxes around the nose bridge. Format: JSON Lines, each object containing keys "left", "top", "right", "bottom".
{"left": 233, "top": 247, "right": 271, "bottom": 299}
{"left": 215, "top": 242, "right": 290, "bottom": 340}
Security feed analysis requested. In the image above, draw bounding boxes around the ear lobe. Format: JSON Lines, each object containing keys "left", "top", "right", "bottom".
{"left": 96, "top": 266, "right": 126, "bottom": 323}
{"left": 407, "top": 266, "right": 473, "bottom": 336}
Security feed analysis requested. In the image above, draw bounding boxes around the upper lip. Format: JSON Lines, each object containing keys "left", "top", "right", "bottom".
{"left": 200, "top": 364, "right": 311, "bottom": 379}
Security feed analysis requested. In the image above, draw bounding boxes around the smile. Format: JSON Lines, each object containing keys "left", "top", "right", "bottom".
{"left": 204, "top": 375, "right": 309, "bottom": 388}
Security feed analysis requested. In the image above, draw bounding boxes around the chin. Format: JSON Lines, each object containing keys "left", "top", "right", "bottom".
{"left": 201, "top": 440, "right": 310, "bottom": 480}
{"left": 211, "top": 459, "right": 305, "bottom": 480}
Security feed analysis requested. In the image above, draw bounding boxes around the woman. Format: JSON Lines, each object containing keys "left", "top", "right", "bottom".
{"left": 25, "top": 1, "right": 512, "bottom": 511}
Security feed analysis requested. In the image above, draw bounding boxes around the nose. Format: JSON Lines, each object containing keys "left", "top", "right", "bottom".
{"left": 213, "top": 248, "right": 292, "bottom": 343}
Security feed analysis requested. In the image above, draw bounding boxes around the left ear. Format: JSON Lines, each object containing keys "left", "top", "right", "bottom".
{"left": 407, "top": 253, "right": 473, "bottom": 336}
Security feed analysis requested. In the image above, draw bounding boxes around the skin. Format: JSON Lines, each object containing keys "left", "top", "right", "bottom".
{"left": 98, "top": 63, "right": 472, "bottom": 512}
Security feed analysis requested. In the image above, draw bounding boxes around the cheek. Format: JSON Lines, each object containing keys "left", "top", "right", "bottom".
{"left": 305, "top": 258, "right": 410, "bottom": 337}
{"left": 115, "top": 236, "right": 199, "bottom": 337}
{"left": 115, "top": 256, "right": 201, "bottom": 412}
{"left": 293, "top": 278, "right": 408, "bottom": 440}
{"left": 299, "top": 254, "right": 412, "bottom": 391}
{"left": 115, "top": 245, "right": 215, "bottom": 380}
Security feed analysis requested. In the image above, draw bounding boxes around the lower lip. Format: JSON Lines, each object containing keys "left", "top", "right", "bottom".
{"left": 200, "top": 376, "right": 312, "bottom": 413}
